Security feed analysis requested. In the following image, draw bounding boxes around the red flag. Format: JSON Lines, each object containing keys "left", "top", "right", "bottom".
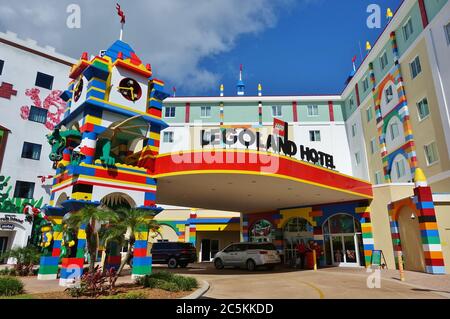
{"left": 240, "top": 64, "right": 243, "bottom": 72}
{"left": 116, "top": 3, "right": 126, "bottom": 24}
{"left": 352, "top": 55, "right": 357, "bottom": 63}
{"left": 273, "top": 118, "right": 286, "bottom": 137}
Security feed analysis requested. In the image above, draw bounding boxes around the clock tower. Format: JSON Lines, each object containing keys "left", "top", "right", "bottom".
{"left": 38, "top": 39, "right": 170, "bottom": 284}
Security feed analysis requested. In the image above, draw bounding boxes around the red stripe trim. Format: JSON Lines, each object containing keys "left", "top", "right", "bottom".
{"left": 418, "top": 0, "right": 429, "bottom": 28}
{"left": 328, "top": 101, "right": 334, "bottom": 122}
{"left": 185, "top": 102, "right": 190, "bottom": 123}
{"left": 292, "top": 101, "right": 298, "bottom": 122}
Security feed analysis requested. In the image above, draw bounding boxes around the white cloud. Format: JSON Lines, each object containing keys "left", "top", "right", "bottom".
{"left": 0, "top": 0, "right": 296, "bottom": 94}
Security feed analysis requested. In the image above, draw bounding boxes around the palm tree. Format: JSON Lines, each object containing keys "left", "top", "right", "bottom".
{"left": 64, "top": 205, "right": 117, "bottom": 273}
{"left": 109, "top": 208, "right": 160, "bottom": 285}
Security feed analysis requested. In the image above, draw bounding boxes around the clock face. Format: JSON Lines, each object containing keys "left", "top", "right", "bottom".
{"left": 118, "top": 77, "right": 142, "bottom": 102}
{"left": 73, "top": 77, "right": 83, "bottom": 102}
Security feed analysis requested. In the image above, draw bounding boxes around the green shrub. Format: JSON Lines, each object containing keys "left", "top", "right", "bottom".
{"left": 102, "top": 291, "right": 146, "bottom": 299}
{"left": 136, "top": 272, "right": 198, "bottom": 292}
{"left": 148, "top": 270, "right": 174, "bottom": 281}
{"left": 158, "top": 281, "right": 180, "bottom": 292}
{"left": 0, "top": 276, "right": 24, "bottom": 296}
{"left": 172, "top": 275, "right": 198, "bottom": 291}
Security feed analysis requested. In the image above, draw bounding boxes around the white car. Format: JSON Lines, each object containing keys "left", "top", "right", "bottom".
{"left": 213, "top": 242, "right": 281, "bottom": 271}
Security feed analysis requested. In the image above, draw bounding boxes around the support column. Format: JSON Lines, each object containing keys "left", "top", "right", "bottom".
{"left": 37, "top": 223, "right": 63, "bottom": 280}
{"left": 79, "top": 131, "right": 97, "bottom": 165}
{"left": 355, "top": 204, "right": 375, "bottom": 267}
{"left": 188, "top": 210, "right": 197, "bottom": 245}
{"left": 242, "top": 214, "right": 249, "bottom": 242}
{"left": 59, "top": 224, "right": 86, "bottom": 286}
{"left": 414, "top": 169, "right": 445, "bottom": 274}
{"left": 131, "top": 224, "right": 152, "bottom": 279}
{"left": 104, "top": 241, "right": 121, "bottom": 271}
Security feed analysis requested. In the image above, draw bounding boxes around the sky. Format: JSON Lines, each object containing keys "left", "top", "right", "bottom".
{"left": 0, "top": 0, "right": 402, "bottom": 96}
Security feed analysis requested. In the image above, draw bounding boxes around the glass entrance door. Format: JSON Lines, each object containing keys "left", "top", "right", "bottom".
{"left": 330, "top": 234, "right": 360, "bottom": 266}
{"left": 201, "top": 239, "right": 219, "bottom": 262}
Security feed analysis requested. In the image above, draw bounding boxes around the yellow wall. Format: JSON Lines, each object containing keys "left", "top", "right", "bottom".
{"left": 435, "top": 203, "right": 450, "bottom": 273}
{"left": 400, "top": 38, "right": 450, "bottom": 190}
{"left": 370, "top": 184, "right": 415, "bottom": 268}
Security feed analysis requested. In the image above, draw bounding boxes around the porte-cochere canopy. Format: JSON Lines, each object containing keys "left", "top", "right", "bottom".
{"left": 154, "top": 150, "right": 373, "bottom": 213}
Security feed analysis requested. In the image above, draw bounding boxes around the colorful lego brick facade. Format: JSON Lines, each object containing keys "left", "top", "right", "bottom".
{"left": 388, "top": 169, "right": 445, "bottom": 274}
{"left": 372, "top": 32, "right": 418, "bottom": 182}
{"left": 37, "top": 39, "right": 169, "bottom": 284}
{"left": 242, "top": 201, "right": 375, "bottom": 267}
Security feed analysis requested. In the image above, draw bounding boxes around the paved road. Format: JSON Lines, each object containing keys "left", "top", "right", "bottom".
{"left": 164, "top": 264, "right": 450, "bottom": 299}
{"left": 15, "top": 263, "right": 450, "bottom": 299}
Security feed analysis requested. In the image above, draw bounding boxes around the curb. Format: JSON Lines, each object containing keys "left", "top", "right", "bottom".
{"left": 181, "top": 280, "right": 210, "bottom": 299}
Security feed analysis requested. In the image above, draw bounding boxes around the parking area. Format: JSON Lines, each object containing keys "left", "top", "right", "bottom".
{"left": 13, "top": 262, "right": 450, "bottom": 299}
{"left": 162, "top": 263, "right": 450, "bottom": 299}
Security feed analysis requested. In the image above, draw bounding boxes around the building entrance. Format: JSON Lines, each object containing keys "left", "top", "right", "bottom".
{"left": 0, "top": 236, "right": 8, "bottom": 264}
{"left": 283, "top": 218, "right": 314, "bottom": 265}
{"left": 200, "top": 239, "right": 219, "bottom": 262}
{"left": 323, "top": 214, "right": 364, "bottom": 267}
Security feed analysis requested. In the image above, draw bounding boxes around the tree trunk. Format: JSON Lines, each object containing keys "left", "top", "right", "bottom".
{"left": 112, "top": 237, "right": 135, "bottom": 287}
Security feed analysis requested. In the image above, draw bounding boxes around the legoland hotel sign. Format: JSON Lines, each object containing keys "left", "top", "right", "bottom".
{"left": 200, "top": 121, "right": 336, "bottom": 170}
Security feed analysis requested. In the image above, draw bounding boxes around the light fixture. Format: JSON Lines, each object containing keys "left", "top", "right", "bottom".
{"left": 411, "top": 212, "right": 416, "bottom": 220}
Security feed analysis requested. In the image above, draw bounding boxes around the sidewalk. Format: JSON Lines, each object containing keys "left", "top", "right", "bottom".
{"left": 320, "top": 267, "right": 450, "bottom": 298}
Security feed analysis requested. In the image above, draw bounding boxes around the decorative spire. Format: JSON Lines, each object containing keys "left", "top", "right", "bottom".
{"left": 220, "top": 84, "right": 224, "bottom": 97}
{"left": 386, "top": 8, "right": 393, "bottom": 22}
{"left": 172, "top": 86, "right": 176, "bottom": 97}
{"left": 414, "top": 168, "right": 428, "bottom": 187}
{"left": 352, "top": 55, "right": 357, "bottom": 72}
{"left": 236, "top": 64, "right": 245, "bottom": 96}
{"left": 116, "top": 3, "right": 126, "bottom": 40}
{"left": 366, "top": 41, "right": 372, "bottom": 52}
{"left": 258, "top": 83, "right": 262, "bottom": 97}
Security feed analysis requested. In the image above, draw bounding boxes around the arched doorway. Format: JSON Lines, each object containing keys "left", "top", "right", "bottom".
{"left": 397, "top": 206, "right": 425, "bottom": 272}
{"left": 283, "top": 217, "right": 314, "bottom": 265}
{"left": 100, "top": 192, "right": 136, "bottom": 210}
{"left": 249, "top": 219, "right": 274, "bottom": 243}
{"left": 323, "top": 214, "right": 364, "bottom": 267}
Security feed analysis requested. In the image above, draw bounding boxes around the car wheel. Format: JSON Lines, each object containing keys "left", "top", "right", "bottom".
{"left": 246, "top": 259, "right": 256, "bottom": 271}
{"left": 168, "top": 257, "right": 178, "bottom": 269}
{"left": 214, "top": 258, "right": 224, "bottom": 270}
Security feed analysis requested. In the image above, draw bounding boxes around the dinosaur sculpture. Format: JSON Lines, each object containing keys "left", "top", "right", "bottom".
{"left": 46, "top": 127, "right": 82, "bottom": 167}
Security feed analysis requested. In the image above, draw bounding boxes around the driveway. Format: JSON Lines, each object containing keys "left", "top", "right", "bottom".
{"left": 163, "top": 263, "right": 450, "bottom": 299}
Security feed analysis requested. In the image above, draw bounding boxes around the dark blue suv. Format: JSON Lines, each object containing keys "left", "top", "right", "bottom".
{"left": 151, "top": 242, "right": 197, "bottom": 268}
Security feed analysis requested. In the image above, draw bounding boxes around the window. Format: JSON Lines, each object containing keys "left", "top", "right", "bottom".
{"left": 355, "top": 152, "right": 361, "bottom": 165}
{"left": 271, "top": 105, "right": 282, "bottom": 117}
{"left": 402, "top": 18, "right": 414, "bottom": 41}
{"left": 396, "top": 159, "right": 406, "bottom": 178}
{"left": 390, "top": 122, "right": 400, "bottom": 140}
{"left": 164, "top": 106, "right": 176, "bottom": 118}
{"left": 28, "top": 106, "right": 48, "bottom": 124}
{"left": 424, "top": 142, "right": 439, "bottom": 166}
{"left": 417, "top": 98, "right": 430, "bottom": 120}
{"left": 13, "top": 181, "right": 35, "bottom": 199}
{"left": 380, "top": 52, "right": 388, "bottom": 70}
{"left": 309, "top": 130, "right": 321, "bottom": 142}
{"left": 410, "top": 56, "right": 422, "bottom": 79}
{"left": 200, "top": 106, "right": 211, "bottom": 118}
{"left": 370, "top": 138, "right": 377, "bottom": 154}
{"left": 446, "top": 22, "right": 450, "bottom": 45}
{"left": 351, "top": 123, "right": 357, "bottom": 137}
{"left": 0, "top": 59, "right": 4, "bottom": 75}
{"left": 366, "top": 106, "right": 373, "bottom": 122}
{"left": 35, "top": 72, "right": 54, "bottom": 90}
{"left": 349, "top": 97, "right": 355, "bottom": 109}
{"left": 307, "top": 105, "right": 319, "bottom": 117}
{"left": 385, "top": 85, "right": 394, "bottom": 104}
{"left": 363, "top": 77, "right": 369, "bottom": 92}
{"left": 21, "top": 142, "right": 42, "bottom": 160}
{"left": 163, "top": 131, "right": 174, "bottom": 143}
{"left": 374, "top": 171, "right": 382, "bottom": 185}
